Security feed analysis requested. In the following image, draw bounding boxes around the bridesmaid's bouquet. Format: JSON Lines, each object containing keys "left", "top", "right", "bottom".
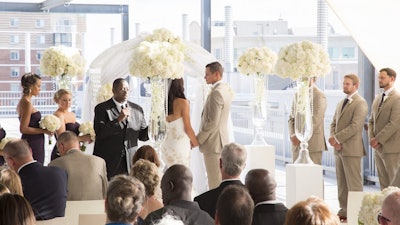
{"left": 39, "top": 115, "right": 61, "bottom": 145}
{"left": 78, "top": 121, "right": 95, "bottom": 151}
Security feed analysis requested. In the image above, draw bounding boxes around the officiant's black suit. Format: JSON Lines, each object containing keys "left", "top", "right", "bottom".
{"left": 93, "top": 98, "right": 148, "bottom": 180}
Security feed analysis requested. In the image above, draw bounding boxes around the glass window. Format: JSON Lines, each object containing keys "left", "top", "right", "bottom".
{"left": 9, "top": 18, "right": 19, "bottom": 27}
{"left": 37, "top": 35, "right": 45, "bottom": 44}
{"left": 10, "top": 35, "right": 19, "bottom": 44}
{"left": 10, "top": 67, "right": 20, "bottom": 78}
{"left": 10, "top": 84, "right": 20, "bottom": 92}
{"left": 328, "top": 47, "right": 340, "bottom": 59}
{"left": 10, "top": 51, "right": 20, "bottom": 60}
{"left": 342, "top": 47, "right": 355, "bottom": 59}
{"left": 36, "top": 51, "right": 43, "bottom": 60}
{"left": 214, "top": 48, "right": 222, "bottom": 60}
{"left": 36, "top": 19, "right": 45, "bottom": 27}
{"left": 54, "top": 33, "right": 72, "bottom": 46}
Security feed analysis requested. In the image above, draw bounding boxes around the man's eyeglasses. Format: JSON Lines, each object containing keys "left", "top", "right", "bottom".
{"left": 377, "top": 212, "right": 391, "bottom": 224}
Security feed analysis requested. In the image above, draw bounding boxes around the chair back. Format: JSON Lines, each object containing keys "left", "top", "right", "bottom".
{"left": 65, "top": 200, "right": 105, "bottom": 225}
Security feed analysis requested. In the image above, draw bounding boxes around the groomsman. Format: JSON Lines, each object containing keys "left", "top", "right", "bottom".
{"left": 329, "top": 74, "right": 368, "bottom": 222}
{"left": 368, "top": 68, "right": 400, "bottom": 190}
{"left": 288, "top": 77, "right": 327, "bottom": 164}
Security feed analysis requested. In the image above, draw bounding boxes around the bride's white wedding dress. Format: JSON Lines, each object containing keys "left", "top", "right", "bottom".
{"left": 161, "top": 117, "right": 191, "bottom": 168}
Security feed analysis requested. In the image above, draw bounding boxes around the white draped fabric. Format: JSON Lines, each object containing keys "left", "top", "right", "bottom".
{"left": 326, "top": 0, "right": 400, "bottom": 74}
{"left": 82, "top": 37, "right": 223, "bottom": 194}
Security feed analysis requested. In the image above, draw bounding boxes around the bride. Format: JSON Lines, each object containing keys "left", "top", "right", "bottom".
{"left": 161, "top": 78, "right": 199, "bottom": 168}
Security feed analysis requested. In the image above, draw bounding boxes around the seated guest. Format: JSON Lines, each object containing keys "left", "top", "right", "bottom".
{"left": 2, "top": 139, "right": 67, "bottom": 220}
{"left": 48, "top": 131, "right": 108, "bottom": 200}
{"left": 380, "top": 191, "right": 400, "bottom": 225}
{"left": 130, "top": 159, "right": 163, "bottom": 225}
{"left": 194, "top": 142, "right": 247, "bottom": 218}
{"left": 144, "top": 164, "right": 214, "bottom": 225}
{"left": 0, "top": 183, "right": 9, "bottom": 195}
{"left": 215, "top": 185, "right": 254, "bottom": 225}
{"left": 0, "top": 166, "right": 24, "bottom": 195}
{"left": 153, "top": 215, "right": 184, "bottom": 225}
{"left": 132, "top": 145, "right": 161, "bottom": 168}
{"left": 105, "top": 174, "right": 145, "bottom": 225}
{"left": 245, "top": 169, "right": 288, "bottom": 225}
{"left": 284, "top": 197, "right": 339, "bottom": 225}
{"left": 0, "top": 193, "right": 36, "bottom": 225}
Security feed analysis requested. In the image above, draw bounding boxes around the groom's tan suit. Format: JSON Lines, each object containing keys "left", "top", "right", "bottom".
{"left": 330, "top": 93, "right": 368, "bottom": 217}
{"left": 368, "top": 89, "right": 400, "bottom": 189}
{"left": 198, "top": 82, "right": 233, "bottom": 189}
{"left": 288, "top": 85, "right": 327, "bottom": 164}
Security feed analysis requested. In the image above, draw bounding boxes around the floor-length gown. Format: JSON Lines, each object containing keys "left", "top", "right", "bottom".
{"left": 21, "top": 111, "right": 44, "bottom": 164}
{"left": 50, "top": 122, "right": 80, "bottom": 160}
{"left": 160, "top": 118, "right": 191, "bottom": 168}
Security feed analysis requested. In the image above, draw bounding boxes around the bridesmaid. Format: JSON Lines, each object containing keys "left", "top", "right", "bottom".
{"left": 50, "top": 89, "right": 92, "bottom": 160}
{"left": 17, "top": 73, "right": 52, "bottom": 164}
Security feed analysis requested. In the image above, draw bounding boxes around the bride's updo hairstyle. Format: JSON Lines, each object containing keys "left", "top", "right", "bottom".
{"left": 21, "top": 73, "right": 41, "bottom": 95}
{"left": 105, "top": 175, "right": 145, "bottom": 224}
{"left": 167, "top": 78, "right": 186, "bottom": 115}
{"left": 53, "top": 89, "right": 72, "bottom": 103}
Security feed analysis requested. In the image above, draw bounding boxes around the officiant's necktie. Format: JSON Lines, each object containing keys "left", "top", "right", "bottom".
{"left": 379, "top": 93, "right": 386, "bottom": 108}
{"left": 341, "top": 98, "right": 348, "bottom": 112}
{"left": 121, "top": 104, "right": 128, "bottom": 126}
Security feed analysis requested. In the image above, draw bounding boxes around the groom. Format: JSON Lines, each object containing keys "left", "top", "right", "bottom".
{"left": 197, "top": 61, "right": 233, "bottom": 189}
{"left": 93, "top": 78, "right": 149, "bottom": 180}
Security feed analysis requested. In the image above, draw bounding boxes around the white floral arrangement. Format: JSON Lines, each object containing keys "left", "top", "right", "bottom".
{"left": 79, "top": 121, "right": 95, "bottom": 152}
{"left": 39, "top": 115, "right": 61, "bottom": 144}
{"left": 0, "top": 137, "right": 18, "bottom": 150}
{"left": 237, "top": 47, "right": 277, "bottom": 76}
{"left": 275, "top": 40, "right": 331, "bottom": 80}
{"left": 96, "top": 83, "right": 113, "bottom": 104}
{"left": 129, "top": 28, "right": 185, "bottom": 79}
{"left": 358, "top": 186, "right": 400, "bottom": 225}
{"left": 40, "top": 45, "right": 86, "bottom": 77}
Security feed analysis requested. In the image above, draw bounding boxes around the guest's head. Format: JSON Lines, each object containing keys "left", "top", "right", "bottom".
{"left": 0, "top": 167, "right": 23, "bottom": 195}
{"left": 205, "top": 61, "right": 224, "bottom": 84}
{"left": 21, "top": 73, "right": 41, "bottom": 96}
{"left": 132, "top": 145, "right": 161, "bottom": 168}
{"left": 105, "top": 174, "right": 145, "bottom": 224}
{"left": 161, "top": 164, "right": 192, "bottom": 205}
{"left": 215, "top": 185, "right": 254, "bottom": 225}
{"left": 0, "top": 183, "right": 10, "bottom": 195}
{"left": 379, "top": 68, "right": 396, "bottom": 90}
{"left": 130, "top": 159, "right": 160, "bottom": 197}
{"left": 0, "top": 193, "right": 36, "bottom": 225}
{"left": 220, "top": 142, "right": 247, "bottom": 179}
{"left": 284, "top": 196, "right": 339, "bottom": 225}
{"left": 56, "top": 131, "right": 80, "bottom": 156}
{"left": 153, "top": 215, "right": 184, "bottom": 225}
{"left": 53, "top": 89, "right": 72, "bottom": 110}
{"left": 245, "top": 169, "right": 276, "bottom": 203}
{"left": 112, "top": 78, "right": 129, "bottom": 103}
{"left": 381, "top": 191, "right": 400, "bottom": 225}
{"left": 168, "top": 78, "right": 186, "bottom": 115}
{"left": 2, "top": 139, "right": 33, "bottom": 171}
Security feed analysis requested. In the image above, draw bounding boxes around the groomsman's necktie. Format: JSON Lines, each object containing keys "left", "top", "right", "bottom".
{"left": 341, "top": 98, "right": 348, "bottom": 112}
{"left": 379, "top": 93, "right": 386, "bottom": 108}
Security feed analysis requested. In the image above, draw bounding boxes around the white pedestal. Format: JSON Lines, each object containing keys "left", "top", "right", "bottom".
{"left": 241, "top": 145, "right": 275, "bottom": 182}
{"left": 286, "top": 164, "right": 324, "bottom": 208}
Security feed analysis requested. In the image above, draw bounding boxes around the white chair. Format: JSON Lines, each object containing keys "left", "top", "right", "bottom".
{"left": 346, "top": 191, "right": 368, "bottom": 225}
{"left": 36, "top": 217, "right": 66, "bottom": 225}
{"left": 78, "top": 213, "right": 106, "bottom": 225}
{"left": 65, "top": 200, "right": 105, "bottom": 225}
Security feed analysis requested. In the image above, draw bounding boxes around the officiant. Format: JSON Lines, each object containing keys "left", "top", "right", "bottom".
{"left": 93, "top": 78, "right": 149, "bottom": 180}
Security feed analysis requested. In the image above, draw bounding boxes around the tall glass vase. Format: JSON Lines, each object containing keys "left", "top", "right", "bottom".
{"left": 251, "top": 74, "right": 268, "bottom": 145}
{"left": 56, "top": 75, "right": 73, "bottom": 90}
{"left": 294, "top": 77, "right": 314, "bottom": 164}
{"left": 148, "top": 77, "right": 168, "bottom": 148}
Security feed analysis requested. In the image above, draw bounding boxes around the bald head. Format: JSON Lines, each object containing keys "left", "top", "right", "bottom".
{"left": 382, "top": 191, "right": 400, "bottom": 225}
{"left": 245, "top": 169, "right": 276, "bottom": 203}
{"left": 161, "top": 164, "right": 193, "bottom": 204}
{"left": 2, "top": 139, "right": 33, "bottom": 171}
{"left": 56, "top": 131, "right": 80, "bottom": 156}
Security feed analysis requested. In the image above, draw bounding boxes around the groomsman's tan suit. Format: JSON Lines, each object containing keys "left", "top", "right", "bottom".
{"left": 368, "top": 88, "right": 400, "bottom": 189}
{"left": 198, "top": 62, "right": 233, "bottom": 189}
{"left": 288, "top": 84, "right": 327, "bottom": 164}
{"left": 330, "top": 76, "right": 368, "bottom": 219}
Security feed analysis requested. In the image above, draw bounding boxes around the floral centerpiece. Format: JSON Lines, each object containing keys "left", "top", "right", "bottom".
{"left": 96, "top": 83, "right": 113, "bottom": 104}
{"left": 129, "top": 28, "right": 186, "bottom": 146}
{"left": 237, "top": 47, "right": 277, "bottom": 145}
{"left": 78, "top": 121, "right": 95, "bottom": 151}
{"left": 358, "top": 186, "right": 400, "bottom": 225}
{"left": 39, "top": 115, "right": 61, "bottom": 145}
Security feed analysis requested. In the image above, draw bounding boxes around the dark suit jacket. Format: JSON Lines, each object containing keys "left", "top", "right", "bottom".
{"left": 252, "top": 203, "right": 288, "bottom": 225}
{"left": 19, "top": 161, "right": 68, "bottom": 220}
{"left": 144, "top": 200, "right": 214, "bottom": 225}
{"left": 93, "top": 98, "right": 149, "bottom": 179}
{"left": 194, "top": 179, "right": 244, "bottom": 218}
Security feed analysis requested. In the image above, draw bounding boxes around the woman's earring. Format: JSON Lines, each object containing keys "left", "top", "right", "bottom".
{"left": 29, "top": 89, "right": 32, "bottom": 94}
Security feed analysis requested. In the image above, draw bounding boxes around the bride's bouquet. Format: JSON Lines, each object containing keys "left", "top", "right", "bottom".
{"left": 78, "top": 121, "right": 95, "bottom": 151}
{"left": 39, "top": 115, "right": 61, "bottom": 145}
